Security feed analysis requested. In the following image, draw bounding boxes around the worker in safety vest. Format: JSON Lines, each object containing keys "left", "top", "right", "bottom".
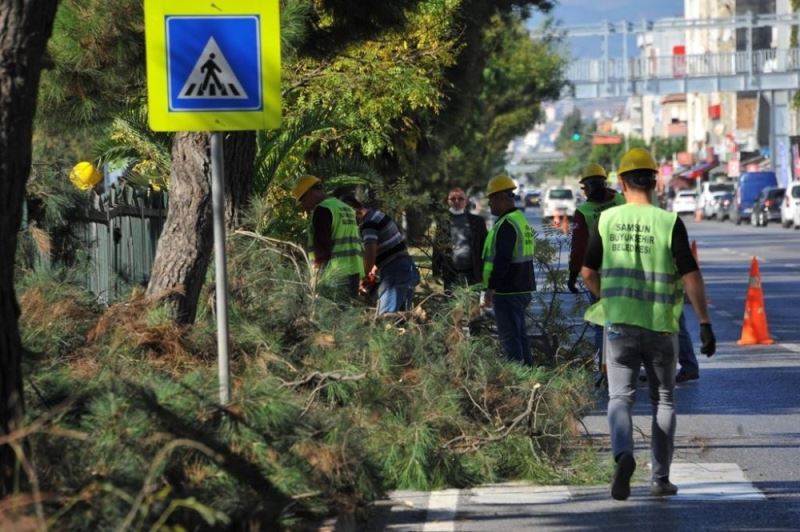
{"left": 482, "top": 175, "right": 536, "bottom": 366}
{"left": 292, "top": 175, "right": 364, "bottom": 301}
{"left": 581, "top": 148, "right": 716, "bottom": 501}
{"left": 568, "top": 163, "right": 625, "bottom": 380}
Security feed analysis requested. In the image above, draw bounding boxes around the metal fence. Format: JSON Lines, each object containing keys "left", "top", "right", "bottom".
{"left": 74, "top": 185, "right": 168, "bottom": 304}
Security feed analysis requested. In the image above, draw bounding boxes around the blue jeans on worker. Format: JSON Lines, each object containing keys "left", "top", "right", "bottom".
{"left": 678, "top": 311, "right": 699, "bottom": 375}
{"left": 377, "top": 256, "right": 420, "bottom": 314}
{"left": 606, "top": 324, "right": 677, "bottom": 480}
{"left": 493, "top": 293, "right": 533, "bottom": 366}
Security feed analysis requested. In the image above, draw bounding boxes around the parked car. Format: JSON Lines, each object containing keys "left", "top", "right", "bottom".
{"left": 714, "top": 192, "right": 734, "bottom": 221}
{"left": 780, "top": 181, "right": 800, "bottom": 228}
{"left": 698, "top": 181, "right": 734, "bottom": 215}
{"left": 542, "top": 186, "right": 578, "bottom": 222}
{"left": 730, "top": 171, "right": 778, "bottom": 225}
{"left": 524, "top": 190, "right": 542, "bottom": 207}
{"left": 671, "top": 190, "right": 697, "bottom": 215}
{"left": 750, "top": 187, "right": 785, "bottom": 226}
{"left": 702, "top": 191, "right": 729, "bottom": 219}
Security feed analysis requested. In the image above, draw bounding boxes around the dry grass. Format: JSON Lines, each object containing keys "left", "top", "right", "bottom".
{"left": 20, "top": 287, "right": 87, "bottom": 332}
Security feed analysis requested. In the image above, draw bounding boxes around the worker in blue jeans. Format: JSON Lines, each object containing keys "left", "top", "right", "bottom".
{"left": 481, "top": 175, "right": 536, "bottom": 366}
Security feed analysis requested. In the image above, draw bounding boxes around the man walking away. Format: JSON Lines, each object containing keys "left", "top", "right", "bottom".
{"left": 341, "top": 196, "right": 420, "bottom": 314}
{"left": 482, "top": 175, "right": 536, "bottom": 366}
{"left": 581, "top": 148, "right": 716, "bottom": 500}
{"left": 292, "top": 176, "right": 364, "bottom": 302}
{"left": 432, "top": 187, "right": 488, "bottom": 292}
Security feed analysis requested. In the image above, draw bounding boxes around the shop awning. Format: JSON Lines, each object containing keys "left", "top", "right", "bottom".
{"left": 678, "top": 159, "right": 719, "bottom": 179}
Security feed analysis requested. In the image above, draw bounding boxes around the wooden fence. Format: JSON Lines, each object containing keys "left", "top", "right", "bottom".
{"left": 74, "top": 185, "right": 168, "bottom": 304}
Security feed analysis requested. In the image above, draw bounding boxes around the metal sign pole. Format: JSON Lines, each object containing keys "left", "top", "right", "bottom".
{"left": 210, "top": 131, "right": 231, "bottom": 405}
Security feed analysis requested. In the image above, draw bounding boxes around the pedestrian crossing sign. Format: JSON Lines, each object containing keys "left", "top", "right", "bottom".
{"left": 144, "top": 0, "right": 281, "bottom": 131}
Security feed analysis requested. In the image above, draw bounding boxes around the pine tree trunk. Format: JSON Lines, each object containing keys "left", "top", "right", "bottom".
{"left": 224, "top": 131, "right": 256, "bottom": 230}
{"left": 146, "top": 132, "right": 214, "bottom": 324}
{"left": 146, "top": 132, "right": 255, "bottom": 324}
{"left": 0, "top": 0, "right": 59, "bottom": 496}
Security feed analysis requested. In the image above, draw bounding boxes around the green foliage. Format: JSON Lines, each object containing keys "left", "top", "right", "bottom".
{"left": 35, "top": 0, "right": 146, "bottom": 160}
{"left": 19, "top": 164, "right": 89, "bottom": 269}
{"left": 431, "top": 14, "right": 566, "bottom": 189}
{"left": 92, "top": 106, "right": 173, "bottom": 190}
{"left": 651, "top": 136, "right": 687, "bottom": 162}
{"left": 17, "top": 226, "right": 599, "bottom": 529}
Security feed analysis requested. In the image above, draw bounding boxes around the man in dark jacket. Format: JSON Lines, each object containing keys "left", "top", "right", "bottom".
{"left": 432, "top": 188, "right": 488, "bottom": 292}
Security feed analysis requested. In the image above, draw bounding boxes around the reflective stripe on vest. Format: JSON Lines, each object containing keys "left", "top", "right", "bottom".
{"left": 577, "top": 192, "right": 625, "bottom": 235}
{"left": 309, "top": 198, "right": 365, "bottom": 282}
{"left": 598, "top": 203, "right": 684, "bottom": 332}
{"left": 482, "top": 210, "right": 535, "bottom": 288}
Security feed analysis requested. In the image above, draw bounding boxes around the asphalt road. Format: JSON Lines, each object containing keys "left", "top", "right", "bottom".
{"left": 367, "top": 209, "right": 800, "bottom": 531}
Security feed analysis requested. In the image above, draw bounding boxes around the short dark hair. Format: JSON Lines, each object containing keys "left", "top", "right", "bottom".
{"left": 621, "top": 168, "right": 657, "bottom": 191}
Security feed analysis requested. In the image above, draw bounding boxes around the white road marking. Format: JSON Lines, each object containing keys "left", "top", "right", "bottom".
{"left": 780, "top": 343, "right": 800, "bottom": 354}
{"left": 715, "top": 309, "right": 733, "bottom": 318}
{"left": 422, "top": 489, "right": 460, "bottom": 532}
{"left": 668, "top": 462, "right": 766, "bottom": 501}
{"left": 468, "top": 483, "right": 571, "bottom": 505}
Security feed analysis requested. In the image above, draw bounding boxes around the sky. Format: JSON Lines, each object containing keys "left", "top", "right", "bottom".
{"left": 529, "top": 0, "right": 685, "bottom": 58}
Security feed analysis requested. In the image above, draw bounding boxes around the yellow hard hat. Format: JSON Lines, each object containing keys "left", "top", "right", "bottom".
{"left": 618, "top": 148, "right": 658, "bottom": 175}
{"left": 69, "top": 161, "right": 102, "bottom": 191}
{"left": 580, "top": 163, "right": 607, "bottom": 182}
{"left": 292, "top": 175, "right": 321, "bottom": 201}
{"left": 486, "top": 175, "right": 516, "bottom": 196}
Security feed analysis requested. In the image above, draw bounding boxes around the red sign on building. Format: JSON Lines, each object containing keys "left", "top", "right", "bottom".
{"left": 672, "top": 45, "right": 686, "bottom": 78}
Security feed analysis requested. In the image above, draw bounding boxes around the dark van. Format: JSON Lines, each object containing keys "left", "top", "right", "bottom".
{"left": 731, "top": 171, "right": 778, "bottom": 225}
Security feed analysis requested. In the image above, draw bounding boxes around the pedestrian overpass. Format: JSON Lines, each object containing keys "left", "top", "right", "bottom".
{"left": 562, "top": 13, "right": 800, "bottom": 98}
{"left": 556, "top": 12, "right": 800, "bottom": 187}
{"left": 568, "top": 47, "right": 800, "bottom": 99}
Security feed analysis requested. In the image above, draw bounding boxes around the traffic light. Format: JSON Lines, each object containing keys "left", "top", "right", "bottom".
{"left": 571, "top": 130, "right": 582, "bottom": 142}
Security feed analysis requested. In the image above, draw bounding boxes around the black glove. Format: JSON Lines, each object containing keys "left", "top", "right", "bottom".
{"left": 567, "top": 270, "right": 579, "bottom": 293}
{"left": 700, "top": 323, "right": 716, "bottom": 357}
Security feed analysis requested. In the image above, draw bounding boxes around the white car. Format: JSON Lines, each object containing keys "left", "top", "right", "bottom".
{"left": 671, "top": 190, "right": 697, "bottom": 215}
{"left": 542, "top": 187, "right": 578, "bottom": 221}
{"left": 698, "top": 181, "right": 734, "bottom": 213}
{"left": 780, "top": 181, "right": 800, "bottom": 228}
{"left": 702, "top": 191, "right": 728, "bottom": 219}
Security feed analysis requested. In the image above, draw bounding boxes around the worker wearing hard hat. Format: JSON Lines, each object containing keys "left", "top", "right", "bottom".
{"left": 69, "top": 161, "right": 103, "bottom": 191}
{"left": 568, "top": 163, "right": 625, "bottom": 384}
{"left": 292, "top": 175, "right": 364, "bottom": 301}
{"left": 581, "top": 147, "right": 716, "bottom": 501}
{"left": 481, "top": 175, "right": 536, "bottom": 366}
{"left": 568, "top": 163, "right": 625, "bottom": 293}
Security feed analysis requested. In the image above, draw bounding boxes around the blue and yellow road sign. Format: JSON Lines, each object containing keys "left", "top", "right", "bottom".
{"left": 145, "top": 0, "right": 281, "bottom": 131}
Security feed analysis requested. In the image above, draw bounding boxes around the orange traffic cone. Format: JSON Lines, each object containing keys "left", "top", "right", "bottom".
{"left": 691, "top": 240, "right": 698, "bottom": 263}
{"left": 552, "top": 212, "right": 562, "bottom": 229}
{"left": 737, "top": 256, "right": 773, "bottom": 345}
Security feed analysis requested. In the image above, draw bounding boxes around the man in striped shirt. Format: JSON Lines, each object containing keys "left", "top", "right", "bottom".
{"left": 342, "top": 195, "right": 420, "bottom": 314}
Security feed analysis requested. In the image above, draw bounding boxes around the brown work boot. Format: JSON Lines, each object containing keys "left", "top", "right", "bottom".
{"left": 650, "top": 477, "right": 679, "bottom": 496}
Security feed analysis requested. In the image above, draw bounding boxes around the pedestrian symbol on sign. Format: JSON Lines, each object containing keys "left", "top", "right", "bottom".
{"left": 178, "top": 37, "right": 248, "bottom": 99}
